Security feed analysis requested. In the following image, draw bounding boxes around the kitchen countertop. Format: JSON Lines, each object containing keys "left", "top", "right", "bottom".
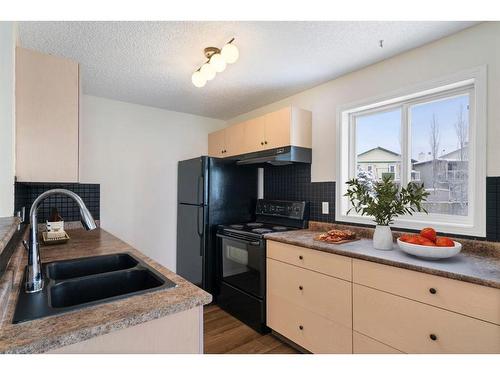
{"left": 0, "top": 217, "right": 21, "bottom": 258}
{"left": 0, "top": 228, "right": 212, "bottom": 353}
{"left": 265, "top": 229, "right": 500, "bottom": 289}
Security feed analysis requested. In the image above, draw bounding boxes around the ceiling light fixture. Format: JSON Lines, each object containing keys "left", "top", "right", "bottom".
{"left": 191, "top": 38, "right": 239, "bottom": 88}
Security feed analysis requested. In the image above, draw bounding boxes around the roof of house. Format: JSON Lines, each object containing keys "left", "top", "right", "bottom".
{"left": 357, "top": 147, "right": 400, "bottom": 157}
{"left": 358, "top": 147, "right": 417, "bottom": 163}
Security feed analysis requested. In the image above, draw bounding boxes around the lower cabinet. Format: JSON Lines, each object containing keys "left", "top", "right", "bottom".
{"left": 353, "top": 331, "right": 403, "bottom": 354}
{"left": 268, "top": 293, "right": 352, "bottom": 353}
{"left": 353, "top": 284, "right": 500, "bottom": 354}
{"left": 48, "top": 306, "right": 203, "bottom": 354}
{"left": 266, "top": 240, "right": 500, "bottom": 354}
{"left": 267, "top": 241, "right": 352, "bottom": 353}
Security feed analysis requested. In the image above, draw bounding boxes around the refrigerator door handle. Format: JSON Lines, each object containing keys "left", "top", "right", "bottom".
{"left": 197, "top": 206, "right": 205, "bottom": 256}
{"left": 197, "top": 175, "right": 204, "bottom": 205}
{"left": 196, "top": 205, "right": 204, "bottom": 237}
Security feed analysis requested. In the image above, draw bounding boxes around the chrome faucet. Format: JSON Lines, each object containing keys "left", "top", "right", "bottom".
{"left": 23, "top": 189, "right": 97, "bottom": 293}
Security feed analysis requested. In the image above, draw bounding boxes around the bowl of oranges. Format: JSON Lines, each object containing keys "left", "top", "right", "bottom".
{"left": 397, "top": 228, "right": 462, "bottom": 260}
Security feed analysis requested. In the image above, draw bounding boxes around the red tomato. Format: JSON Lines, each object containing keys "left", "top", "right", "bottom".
{"left": 420, "top": 227, "right": 437, "bottom": 242}
{"left": 435, "top": 237, "right": 455, "bottom": 247}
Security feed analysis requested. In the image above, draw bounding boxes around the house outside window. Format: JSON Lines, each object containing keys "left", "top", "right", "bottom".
{"left": 336, "top": 67, "right": 486, "bottom": 236}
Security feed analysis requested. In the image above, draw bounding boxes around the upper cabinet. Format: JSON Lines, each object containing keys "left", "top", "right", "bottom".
{"left": 15, "top": 47, "right": 79, "bottom": 182}
{"left": 208, "top": 106, "right": 312, "bottom": 158}
{"left": 207, "top": 128, "right": 226, "bottom": 157}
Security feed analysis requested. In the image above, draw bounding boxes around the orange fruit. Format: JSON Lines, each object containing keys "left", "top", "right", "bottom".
{"left": 399, "top": 234, "right": 412, "bottom": 242}
{"left": 420, "top": 240, "right": 436, "bottom": 247}
{"left": 414, "top": 235, "right": 429, "bottom": 245}
{"left": 405, "top": 236, "right": 420, "bottom": 245}
{"left": 420, "top": 227, "right": 437, "bottom": 242}
{"left": 435, "top": 237, "right": 455, "bottom": 247}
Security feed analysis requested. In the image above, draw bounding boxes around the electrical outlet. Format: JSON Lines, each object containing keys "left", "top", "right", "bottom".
{"left": 322, "top": 202, "right": 329, "bottom": 214}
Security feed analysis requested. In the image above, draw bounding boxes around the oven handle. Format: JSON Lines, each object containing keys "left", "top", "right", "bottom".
{"left": 216, "top": 233, "right": 263, "bottom": 247}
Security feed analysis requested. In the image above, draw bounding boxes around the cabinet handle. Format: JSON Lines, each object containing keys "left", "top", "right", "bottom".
{"left": 429, "top": 334, "right": 437, "bottom": 341}
{"left": 264, "top": 141, "right": 268, "bottom": 144}
{"left": 429, "top": 288, "right": 437, "bottom": 294}
{"left": 298, "top": 255, "right": 303, "bottom": 260}
{"left": 299, "top": 285, "right": 303, "bottom": 290}
{"left": 261, "top": 142, "right": 264, "bottom": 145}
{"left": 299, "top": 325, "right": 304, "bottom": 330}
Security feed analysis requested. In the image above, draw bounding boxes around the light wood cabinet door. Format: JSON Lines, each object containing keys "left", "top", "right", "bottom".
{"left": 243, "top": 116, "right": 266, "bottom": 151}
{"left": 267, "top": 240, "right": 352, "bottom": 281}
{"left": 267, "top": 293, "right": 352, "bottom": 353}
{"left": 353, "top": 284, "right": 500, "bottom": 354}
{"left": 16, "top": 47, "right": 79, "bottom": 182}
{"left": 208, "top": 129, "right": 226, "bottom": 157}
{"left": 353, "top": 259, "right": 500, "bottom": 325}
{"left": 267, "top": 258, "right": 352, "bottom": 324}
{"left": 225, "top": 122, "right": 247, "bottom": 157}
{"left": 263, "top": 107, "right": 291, "bottom": 149}
{"left": 353, "top": 331, "right": 403, "bottom": 354}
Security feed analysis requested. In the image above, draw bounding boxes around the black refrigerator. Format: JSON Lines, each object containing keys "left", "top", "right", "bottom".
{"left": 176, "top": 156, "right": 257, "bottom": 295}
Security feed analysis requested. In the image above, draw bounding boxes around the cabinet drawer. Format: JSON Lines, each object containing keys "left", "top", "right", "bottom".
{"left": 267, "top": 258, "right": 351, "bottom": 325}
{"left": 267, "top": 293, "right": 352, "bottom": 353}
{"left": 353, "top": 331, "right": 403, "bottom": 354}
{"left": 353, "top": 284, "right": 500, "bottom": 353}
{"left": 267, "top": 241, "right": 351, "bottom": 281}
{"left": 353, "top": 259, "right": 500, "bottom": 325}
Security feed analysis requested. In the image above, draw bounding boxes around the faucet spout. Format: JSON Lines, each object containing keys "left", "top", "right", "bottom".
{"left": 26, "top": 189, "right": 97, "bottom": 293}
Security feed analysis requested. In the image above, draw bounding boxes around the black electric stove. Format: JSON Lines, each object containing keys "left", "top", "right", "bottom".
{"left": 216, "top": 199, "right": 309, "bottom": 333}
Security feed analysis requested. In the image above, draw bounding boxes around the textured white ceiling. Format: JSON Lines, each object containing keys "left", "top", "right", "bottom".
{"left": 18, "top": 21, "right": 478, "bottom": 120}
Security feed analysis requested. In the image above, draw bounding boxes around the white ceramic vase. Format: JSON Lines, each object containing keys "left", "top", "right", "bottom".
{"left": 373, "top": 225, "right": 393, "bottom": 250}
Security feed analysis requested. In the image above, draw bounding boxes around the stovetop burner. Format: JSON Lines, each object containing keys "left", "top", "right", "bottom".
{"left": 272, "top": 226, "right": 288, "bottom": 231}
{"left": 252, "top": 228, "right": 273, "bottom": 234}
{"left": 246, "top": 222, "right": 264, "bottom": 228}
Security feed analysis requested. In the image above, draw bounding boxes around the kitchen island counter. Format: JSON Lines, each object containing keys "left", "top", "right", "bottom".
{"left": 0, "top": 228, "right": 212, "bottom": 353}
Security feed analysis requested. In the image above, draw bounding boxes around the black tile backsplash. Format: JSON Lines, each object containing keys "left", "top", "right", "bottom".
{"left": 486, "top": 177, "right": 500, "bottom": 241}
{"left": 263, "top": 164, "right": 336, "bottom": 222}
{"left": 14, "top": 182, "right": 100, "bottom": 224}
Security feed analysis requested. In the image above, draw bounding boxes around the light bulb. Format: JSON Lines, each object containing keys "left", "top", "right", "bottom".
{"left": 191, "top": 70, "right": 206, "bottom": 88}
{"left": 221, "top": 43, "right": 239, "bottom": 64}
{"left": 200, "top": 63, "right": 216, "bottom": 81}
{"left": 209, "top": 53, "right": 226, "bottom": 73}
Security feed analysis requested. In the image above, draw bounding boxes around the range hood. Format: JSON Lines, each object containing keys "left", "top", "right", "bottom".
{"left": 236, "top": 146, "right": 311, "bottom": 166}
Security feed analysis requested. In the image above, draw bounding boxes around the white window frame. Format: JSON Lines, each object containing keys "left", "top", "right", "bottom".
{"left": 336, "top": 66, "right": 487, "bottom": 237}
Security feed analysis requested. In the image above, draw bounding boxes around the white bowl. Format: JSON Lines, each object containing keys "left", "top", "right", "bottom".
{"left": 397, "top": 238, "right": 462, "bottom": 260}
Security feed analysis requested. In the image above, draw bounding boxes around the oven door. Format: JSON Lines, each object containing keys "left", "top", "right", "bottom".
{"left": 217, "top": 233, "right": 265, "bottom": 299}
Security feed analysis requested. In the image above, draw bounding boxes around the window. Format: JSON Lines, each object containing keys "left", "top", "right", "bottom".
{"left": 336, "top": 67, "right": 486, "bottom": 236}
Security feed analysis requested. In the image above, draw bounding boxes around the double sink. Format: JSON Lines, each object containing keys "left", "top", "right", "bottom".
{"left": 13, "top": 253, "right": 176, "bottom": 323}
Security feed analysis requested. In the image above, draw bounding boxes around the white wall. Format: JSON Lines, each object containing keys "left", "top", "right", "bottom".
{"left": 0, "top": 22, "right": 16, "bottom": 217}
{"left": 226, "top": 22, "right": 500, "bottom": 181}
{"left": 79, "top": 95, "right": 225, "bottom": 269}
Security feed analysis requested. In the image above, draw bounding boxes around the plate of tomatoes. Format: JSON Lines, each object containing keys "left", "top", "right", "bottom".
{"left": 397, "top": 227, "right": 462, "bottom": 259}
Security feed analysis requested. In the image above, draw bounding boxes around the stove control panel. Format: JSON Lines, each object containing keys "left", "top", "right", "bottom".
{"left": 255, "top": 199, "right": 309, "bottom": 220}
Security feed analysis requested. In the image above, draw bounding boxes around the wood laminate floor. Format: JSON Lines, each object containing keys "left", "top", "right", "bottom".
{"left": 203, "top": 305, "right": 300, "bottom": 354}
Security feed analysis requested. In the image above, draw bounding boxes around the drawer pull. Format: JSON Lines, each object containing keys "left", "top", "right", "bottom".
{"left": 429, "top": 288, "right": 437, "bottom": 294}
{"left": 299, "top": 325, "right": 304, "bottom": 330}
{"left": 299, "top": 255, "right": 303, "bottom": 260}
{"left": 299, "top": 285, "right": 303, "bottom": 290}
{"left": 429, "top": 334, "right": 437, "bottom": 341}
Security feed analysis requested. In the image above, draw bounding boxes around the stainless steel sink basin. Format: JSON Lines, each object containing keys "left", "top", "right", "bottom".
{"left": 46, "top": 253, "right": 138, "bottom": 280}
{"left": 12, "top": 253, "right": 176, "bottom": 323}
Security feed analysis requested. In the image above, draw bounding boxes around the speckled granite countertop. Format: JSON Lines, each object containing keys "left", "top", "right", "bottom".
{"left": 265, "top": 230, "right": 500, "bottom": 289}
{"left": 0, "top": 228, "right": 212, "bottom": 354}
{"left": 0, "top": 217, "right": 20, "bottom": 258}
